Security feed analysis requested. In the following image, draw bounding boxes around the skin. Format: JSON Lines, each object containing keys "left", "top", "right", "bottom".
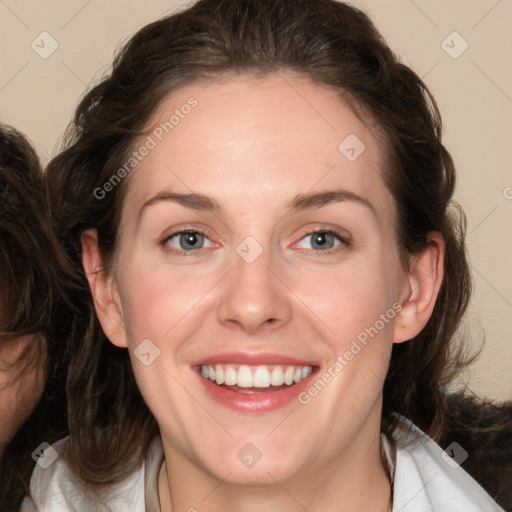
{"left": 0, "top": 335, "right": 45, "bottom": 460}
{"left": 83, "top": 72, "right": 444, "bottom": 511}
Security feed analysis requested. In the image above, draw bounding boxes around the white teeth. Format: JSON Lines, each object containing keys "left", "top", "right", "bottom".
{"left": 200, "top": 363, "right": 313, "bottom": 388}
{"left": 253, "top": 366, "right": 271, "bottom": 388}
{"left": 224, "top": 366, "right": 237, "bottom": 385}
{"left": 237, "top": 365, "right": 253, "bottom": 388}
{"left": 284, "top": 367, "right": 295, "bottom": 385}
{"left": 270, "top": 366, "right": 285, "bottom": 386}
{"left": 302, "top": 366, "right": 312, "bottom": 379}
{"left": 215, "top": 364, "right": 224, "bottom": 385}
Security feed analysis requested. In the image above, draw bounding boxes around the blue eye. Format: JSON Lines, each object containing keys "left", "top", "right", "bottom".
{"left": 163, "top": 230, "right": 212, "bottom": 251}
{"left": 297, "top": 230, "right": 349, "bottom": 252}
{"left": 160, "top": 228, "right": 350, "bottom": 256}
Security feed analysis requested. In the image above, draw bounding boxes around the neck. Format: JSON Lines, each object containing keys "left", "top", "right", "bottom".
{"left": 158, "top": 412, "right": 391, "bottom": 512}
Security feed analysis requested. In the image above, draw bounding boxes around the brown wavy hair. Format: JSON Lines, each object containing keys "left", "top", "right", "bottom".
{"left": 45, "top": 0, "right": 475, "bottom": 488}
{"left": 0, "top": 124, "right": 70, "bottom": 510}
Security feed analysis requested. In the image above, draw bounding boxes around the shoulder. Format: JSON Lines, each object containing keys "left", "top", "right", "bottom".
{"left": 20, "top": 437, "right": 147, "bottom": 512}
{"left": 391, "top": 416, "right": 505, "bottom": 512}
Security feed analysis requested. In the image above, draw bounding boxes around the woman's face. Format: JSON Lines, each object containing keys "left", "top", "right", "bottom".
{"left": 96, "top": 73, "right": 413, "bottom": 483}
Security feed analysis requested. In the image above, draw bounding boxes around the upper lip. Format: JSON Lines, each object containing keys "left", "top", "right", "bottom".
{"left": 192, "top": 352, "right": 319, "bottom": 367}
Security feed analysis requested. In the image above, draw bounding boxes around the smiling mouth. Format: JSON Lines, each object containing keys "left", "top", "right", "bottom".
{"left": 198, "top": 363, "right": 314, "bottom": 393}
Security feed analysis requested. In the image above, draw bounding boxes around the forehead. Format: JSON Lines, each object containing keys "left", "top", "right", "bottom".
{"left": 123, "top": 72, "right": 395, "bottom": 224}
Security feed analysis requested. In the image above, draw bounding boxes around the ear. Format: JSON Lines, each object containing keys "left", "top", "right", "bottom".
{"left": 81, "top": 229, "right": 128, "bottom": 348}
{"left": 393, "top": 231, "right": 445, "bottom": 344}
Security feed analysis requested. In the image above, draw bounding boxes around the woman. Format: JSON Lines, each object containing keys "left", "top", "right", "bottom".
{"left": 23, "top": 0, "right": 507, "bottom": 510}
{"left": 0, "top": 123, "right": 69, "bottom": 510}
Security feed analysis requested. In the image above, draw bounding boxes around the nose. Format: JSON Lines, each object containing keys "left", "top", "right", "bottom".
{"left": 217, "top": 244, "right": 293, "bottom": 335}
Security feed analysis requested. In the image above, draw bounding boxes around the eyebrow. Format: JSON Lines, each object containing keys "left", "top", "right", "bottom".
{"left": 140, "top": 191, "right": 218, "bottom": 214}
{"left": 137, "top": 188, "right": 377, "bottom": 222}
{"left": 289, "top": 189, "right": 377, "bottom": 218}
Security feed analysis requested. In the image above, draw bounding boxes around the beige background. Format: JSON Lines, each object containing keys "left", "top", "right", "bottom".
{"left": 0, "top": 0, "right": 510, "bottom": 401}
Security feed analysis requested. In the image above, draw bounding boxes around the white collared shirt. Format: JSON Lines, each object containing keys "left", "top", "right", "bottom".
{"left": 21, "top": 416, "right": 504, "bottom": 511}
{"left": 387, "top": 417, "right": 504, "bottom": 511}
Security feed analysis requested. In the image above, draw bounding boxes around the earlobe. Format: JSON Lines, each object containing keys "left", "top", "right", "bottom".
{"left": 393, "top": 232, "right": 445, "bottom": 344}
{"left": 81, "top": 229, "right": 128, "bottom": 348}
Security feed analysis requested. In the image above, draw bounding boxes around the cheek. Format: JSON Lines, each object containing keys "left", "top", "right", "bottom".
{"left": 287, "top": 250, "right": 401, "bottom": 411}
{"left": 0, "top": 338, "right": 46, "bottom": 445}
{"left": 292, "top": 254, "right": 399, "bottom": 345}
{"left": 117, "top": 257, "right": 219, "bottom": 347}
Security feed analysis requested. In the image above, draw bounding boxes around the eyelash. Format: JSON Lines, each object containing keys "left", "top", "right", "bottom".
{"left": 297, "top": 229, "right": 352, "bottom": 254}
{"left": 160, "top": 227, "right": 351, "bottom": 257}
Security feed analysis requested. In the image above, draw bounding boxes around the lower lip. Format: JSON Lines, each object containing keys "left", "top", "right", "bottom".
{"left": 194, "top": 367, "right": 318, "bottom": 413}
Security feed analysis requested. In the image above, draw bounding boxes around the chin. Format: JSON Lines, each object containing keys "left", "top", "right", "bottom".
{"left": 194, "top": 442, "right": 308, "bottom": 487}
